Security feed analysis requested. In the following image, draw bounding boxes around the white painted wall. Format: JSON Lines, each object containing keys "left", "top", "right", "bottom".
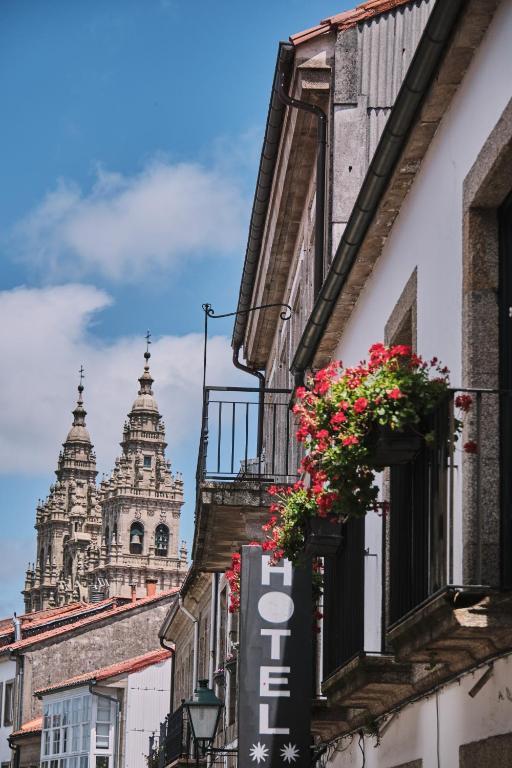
{"left": 327, "top": 1, "right": 512, "bottom": 764}
{"left": 331, "top": 652, "right": 512, "bottom": 768}
{"left": 0, "top": 657, "right": 16, "bottom": 765}
{"left": 334, "top": 0, "right": 512, "bottom": 645}
{"left": 124, "top": 657, "right": 172, "bottom": 768}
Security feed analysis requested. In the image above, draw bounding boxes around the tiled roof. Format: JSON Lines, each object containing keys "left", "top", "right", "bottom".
{"left": 10, "top": 716, "right": 43, "bottom": 738}
{"left": 0, "top": 599, "right": 124, "bottom": 641}
{"left": 35, "top": 648, "right": 172, "bottom": 696}
{"left": 291, "top": 0, "right": 412, "bottom": 45}
{"left": 1, "top": 589, "right": 178, "bottom": 655}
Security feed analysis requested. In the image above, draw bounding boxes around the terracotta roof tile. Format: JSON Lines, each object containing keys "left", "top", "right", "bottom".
{"left": 35, "top": 648, "right": 172, "bottom": 696}
{"left": 10, "top": 716, "right": 43, "bottom": 738}
{"left": 291, "top": 0, "right": 412, "bottom": 44}
{"left": 0, "top": 599, "right": 124, "bottom": 643}
{"left": 1, "top": 589, "right": 178, "bottom": 655}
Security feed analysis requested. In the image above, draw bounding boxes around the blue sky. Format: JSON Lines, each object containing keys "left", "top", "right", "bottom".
{"left": 0, "top": 0, "right": 351, "bottom": 615}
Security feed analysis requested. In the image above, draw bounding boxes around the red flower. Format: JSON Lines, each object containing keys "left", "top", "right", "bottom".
{"left": 387, "top": 388, "right": 403, "bottom": 400}
{"left": 330, "top": 411, "right": 347, "bottom": 428}
{"left": 354, "top": 397, "right": 368, "bottom": 413}
{"left": 316, "top": 429, "right": 330, "bottom": 440}
{"left": 391, "top": 344, "right": 411, "bottom": 357}
{"left": 295, "top": 386, "right": 306, "bottom": 400}
{"left": 342, "top": 435, "right": 359, "bottom": 446}
{"left": 455, "top": 394, "right": 472, "bottom": 412}
{"left": 464, "top": 441, "right": 478, "bottom": 454}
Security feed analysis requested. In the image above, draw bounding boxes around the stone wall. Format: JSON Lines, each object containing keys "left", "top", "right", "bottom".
{"left": 21, "top": 598, "right": 174, "bottom": 721}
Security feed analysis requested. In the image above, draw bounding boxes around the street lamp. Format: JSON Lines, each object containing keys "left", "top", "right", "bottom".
{"left": 185, "top": 679, "right": 223, "bottom": 756}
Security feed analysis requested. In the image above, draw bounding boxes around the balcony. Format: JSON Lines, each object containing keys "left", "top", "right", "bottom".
{"left": 320, "top": 389, "right": 512, "bottom": 735}
{"left": 148, "top": 705, "right": 193, "bottom": 768}
{"left": 192, "top": 386, "right": 296, "bottom": 570}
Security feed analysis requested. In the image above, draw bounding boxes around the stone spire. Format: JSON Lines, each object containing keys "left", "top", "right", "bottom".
{"left": 23, "top": 369, "right": 101, "bottom": 612}
{"left": 57, "top": 370, "right": 97, "bottom": 484}
{"left": 94, "top": 337, "right": 185, "bottom": 599}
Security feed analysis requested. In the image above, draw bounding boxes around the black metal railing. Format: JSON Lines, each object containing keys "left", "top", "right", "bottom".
{"left": 148, "top": 705, "right": 191, "bottom": 768}
{"left": 323, "top": 516, "right": 365, "bottom": 676}
{"left": 387, "top": 388, "right": 506, "bottom": 628}
{"left": 196, "top": 386, "right": 297, "bottom": 483}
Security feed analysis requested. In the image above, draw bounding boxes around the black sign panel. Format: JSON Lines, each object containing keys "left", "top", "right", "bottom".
{"left": 238, "top": 546, "right": 312, "bottom": 766}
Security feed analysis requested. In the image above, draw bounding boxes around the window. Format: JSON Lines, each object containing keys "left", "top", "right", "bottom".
{"left": 95, "top": 697, "right": 111, "bottom": 750}
{"left": 155, "top": 524, "right": 169, "bottom": 556}
{"left": 129, "top": 522, "right": 144, "bottom": 555}
{"left": 41, "top": 694, "right": 91, "bottom": 762}
{"left": 3, "top": 680, "right": 14, "bottom": 727}
{"left": 143, "top": 455, "right": 151, "bottom": 468}
{"left": 40, "top": 693, "right": 113, "bottom": 768}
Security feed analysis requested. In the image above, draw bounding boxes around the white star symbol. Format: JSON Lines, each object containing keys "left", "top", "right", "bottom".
{"left": 250, "top": 742, "right": 269, "bottom": 764}
{"left": 281, "top": 742, "right": 300, "bottom": 763}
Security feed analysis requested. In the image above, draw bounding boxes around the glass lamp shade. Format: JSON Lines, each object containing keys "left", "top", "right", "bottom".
{"left": 186, "top": 679, "right": 223, "bottom": 745}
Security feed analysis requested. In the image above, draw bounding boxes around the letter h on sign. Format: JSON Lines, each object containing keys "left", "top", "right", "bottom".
{"left": 238, "top": 546, "right": 312, "bottom": 766}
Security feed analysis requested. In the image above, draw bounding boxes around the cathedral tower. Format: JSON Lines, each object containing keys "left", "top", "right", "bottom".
{"left": 24, "top": 375, "right": 101, "bottom": 611}
{"left": 92, "top": 346, "right": 187, "bottom": 598}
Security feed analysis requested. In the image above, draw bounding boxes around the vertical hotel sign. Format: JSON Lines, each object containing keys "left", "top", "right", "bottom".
{"left": 238, "top": 545, "right": 312, "bottom": 766}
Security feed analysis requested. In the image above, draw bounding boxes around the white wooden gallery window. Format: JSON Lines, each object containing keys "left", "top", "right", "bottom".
{"left": 40, "top": 688, "right": 116, "bottom": 768}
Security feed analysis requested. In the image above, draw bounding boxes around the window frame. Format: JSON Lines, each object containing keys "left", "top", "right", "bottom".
{"left": 3, "top": 679, "right": 14, "bottom": 727}
{"left": 40, "top": 689, "right": 116, "bottom": 768}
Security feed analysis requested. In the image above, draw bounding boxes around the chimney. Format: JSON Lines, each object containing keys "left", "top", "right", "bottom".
{"left": 13, "top": 613, "right": 22, "bottom": 641}
{"left": 145, "top": 578, "right": 158, "bottom": 598}
{"left": 130, "top": 584, "right": 137, "bottom": 603}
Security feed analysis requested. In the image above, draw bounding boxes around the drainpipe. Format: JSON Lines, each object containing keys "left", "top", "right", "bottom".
{"left": 159, "top": 636, "right": 175, "bottom": 713}
{"left": 178, "top": 596, "right": 199, "bottom": 692}
{"left": 277, "top": 67, "right": 327, "bottom": 305}
{"left": 233, "top": 345, "right": 265, "bottom": 458}
{"left": 208, "top": 574, "right": 219, "bottom": 687}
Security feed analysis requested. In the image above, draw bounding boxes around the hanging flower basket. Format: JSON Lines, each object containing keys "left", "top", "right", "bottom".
{"left": 367, "top": 423, "right": 424, "bottom": 468}
{"left": 259, "top": 345, "right": 472, "bottom": 565}
{"left": 224, "top": 653, "right": 237, "bottom": 672}
{"left": 304, "top": 514, "right": 344, "bottom": 557}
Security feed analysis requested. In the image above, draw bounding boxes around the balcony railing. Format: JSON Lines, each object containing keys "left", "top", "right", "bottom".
{"left": 196, "top": 386, "right": 297, "bottom": 483}
{"left": 148, "top": 704, "right": 191, "bottom": 768}
{"left": 322, "top": 388, "right": 507, "bottom": 677}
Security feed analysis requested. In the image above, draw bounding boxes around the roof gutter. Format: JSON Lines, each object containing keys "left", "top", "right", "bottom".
{"left": 231, "top": 41, "right": 294, "bottom": 354}
{"left": 291, "top": 0, "right": 466, "bottom": 376}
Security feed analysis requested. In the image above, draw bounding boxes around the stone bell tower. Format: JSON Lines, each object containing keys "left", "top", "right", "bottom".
{"left": 23, "top": 373, "right": 101, "bottom": 612}
{"left": 92, "top": 343, "right": 187, "bottom": 598}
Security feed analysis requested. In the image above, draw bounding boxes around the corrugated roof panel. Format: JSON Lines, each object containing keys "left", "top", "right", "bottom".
{"left": 359, "top": 0, "right": 433, "bottom": 108}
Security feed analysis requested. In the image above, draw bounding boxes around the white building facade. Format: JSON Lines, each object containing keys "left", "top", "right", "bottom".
{"left": 229, "top": 0, "right": 512, "bottom": 765}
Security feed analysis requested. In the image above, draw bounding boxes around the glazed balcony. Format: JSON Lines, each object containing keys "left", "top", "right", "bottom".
{"left": 192, "top": 386, "right": 296, "bottom": 570}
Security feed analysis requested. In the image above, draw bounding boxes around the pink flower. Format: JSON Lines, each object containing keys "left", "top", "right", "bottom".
{"left": 342, "top": 435, "right": 359, "bottom": 446}
{"left": 387, "top": 388, "right": 403, "bottom": 400}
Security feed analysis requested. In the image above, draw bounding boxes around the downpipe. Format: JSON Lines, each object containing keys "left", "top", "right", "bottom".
{"left": 179, "top": 596, "right": 199, "bottom": 693}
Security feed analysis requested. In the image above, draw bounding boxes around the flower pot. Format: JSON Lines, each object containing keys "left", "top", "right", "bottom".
{"left": 368, "top": 424, "right": 423, "bottom": 468}
{"left": 304, "top": 515, "right": 343, "bottom": 557}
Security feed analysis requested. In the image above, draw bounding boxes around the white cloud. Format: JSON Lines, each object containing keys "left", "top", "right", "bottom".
{"left": 0, "top": 284, "right": 244, "bottom": 475}
{"left": 11, "top": 158, "right": 248, "bottom": 281}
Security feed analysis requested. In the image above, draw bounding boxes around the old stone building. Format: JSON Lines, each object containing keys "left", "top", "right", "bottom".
{"left": 1, "top": 592, "right": 178, "bottom": 768}
{"left": 23, "top": 348, "right": 187, "bottom": 612}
